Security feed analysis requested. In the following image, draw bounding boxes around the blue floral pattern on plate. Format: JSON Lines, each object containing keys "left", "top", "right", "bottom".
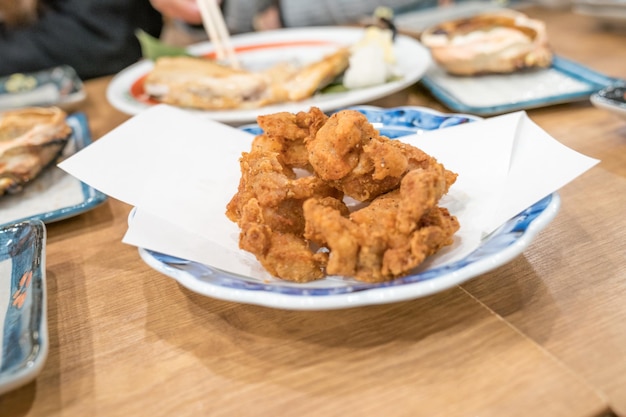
{"left": 141, "top": 106, "right": 559, "bottom": 310}
{"left": 240, "top": 105, "right": 480, "bottom": 138}
{"left": 0, "top": 220, "right": 47, "bottom": 395}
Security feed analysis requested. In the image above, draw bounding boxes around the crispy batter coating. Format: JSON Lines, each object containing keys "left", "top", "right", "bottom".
{"left": 226, "top": 149, "right": 342, "bottom": 282}
{"left": 226, "top": 149, "right": 342, "bottom": 234}
{"left": 238, "top": 198, "right": 327, "bottom": 282}
{"left": 252, "top": 107, "right": 328, "bottom": 169}
{"left": 306, "top": 109, "right": 457, "bottom": 201}
{"left": 227, "top": 107, "right": 460, "bottom": 283}
{"left": 303, "top": 169, "right": 459, "bottom": 282}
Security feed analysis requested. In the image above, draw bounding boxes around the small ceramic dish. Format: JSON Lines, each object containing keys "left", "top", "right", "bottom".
{"left": 0, "top": 65, "right": 86, "bottom": 112}
{"left": 0, "top": 220, "right": 48, "bottom": 395}
{"left": 590, "top": 84, "right": 626, "bottom": 120}
{"left": 138, "top": 106, "right": 560, "bottom": 311}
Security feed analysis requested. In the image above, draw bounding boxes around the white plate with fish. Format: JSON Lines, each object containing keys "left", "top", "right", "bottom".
{"left": 0, "top": 220, "right": 47, "bottom": 395}
{"left": 137, "top": 106, "right": 560, "bottom": 310}
{"left": 106, "top": 26, "right": 432, "bottom": 124}
{"left": 0, "top": 113, "right": 107, "bottom": 228}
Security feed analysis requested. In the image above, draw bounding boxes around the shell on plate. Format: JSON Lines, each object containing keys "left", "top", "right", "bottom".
{"left": 420, "top": 9, "right": 553, "bottom": 76}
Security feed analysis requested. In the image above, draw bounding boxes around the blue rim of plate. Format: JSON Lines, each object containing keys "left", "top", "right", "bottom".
{"left": 421, "top": 55, "right": 620, "bottom": 116}
{"left": 143, "top": 192, "right": 558, "bottom": 297}
{"left": 140, "top": 105, "right": 560, "bottom": 308}
{"left": 0, "top": 219, "right": 48, "bottom": 395}
{"left": 239, "top": 105, "right": 481, "bottom": 138}
{"left": 0, "top": 113, "right": 107, "bottom": 228}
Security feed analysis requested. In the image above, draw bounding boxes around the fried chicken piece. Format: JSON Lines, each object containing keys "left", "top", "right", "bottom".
{"left": 382, "top": 206, "right": 459, "bottom": 278}
{"left": 306, "top": 109, "right": 457, "bottom": 201}
{"left": 389, "top": 139, "right": 458, "bottom": 194}
{"left": 226, "top": 149, "right": 341, "bottom": 233}
{"left": 226, "top": 149, "right": 343, "bottom": 282}
{"left": 253, "top": 107, "right": 328, "bottom": 169}
{"left": 238, "top": 198, "right": 327, "bottom": 282}
{"left": 303, "top": 168, "right": 459, "bottom": 282}
{"left": 227, "top": 107, "right": 460, "bottom": 283}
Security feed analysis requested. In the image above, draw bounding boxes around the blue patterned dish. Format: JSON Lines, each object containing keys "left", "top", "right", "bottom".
{"left": 239, "top": 105, "right": 480, "bottom": 138}
{"left": 0, "top": 113, "right": 107, "bottom": 228}
{"left": 0, "top": 220, "right": 47, "bottom": 395}
{"left": 140, "top": 106, "right": 560, "bottom": 310}
{"left": 422, "top": 55, "right": 619, "bottom": 116}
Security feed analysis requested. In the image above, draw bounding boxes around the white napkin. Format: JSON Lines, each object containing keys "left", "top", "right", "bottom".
{"left": 58, "top": 104, "right": 599, "bottom": 278}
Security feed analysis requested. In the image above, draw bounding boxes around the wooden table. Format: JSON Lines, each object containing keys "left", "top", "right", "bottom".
{"left": 1, "top": 6, "right": 625, "bottom": 417}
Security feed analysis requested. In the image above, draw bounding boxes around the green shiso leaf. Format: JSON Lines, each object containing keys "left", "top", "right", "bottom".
{"left": 320, "top": 83, "right": 350, "bottom": 94}
{"left": 136, "top": 29, "right": 192, "bottom": 60}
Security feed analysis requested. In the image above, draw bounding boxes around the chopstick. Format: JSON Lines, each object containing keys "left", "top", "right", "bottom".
{"left": 196, "top": 0, "right": 240, "bottom": 68}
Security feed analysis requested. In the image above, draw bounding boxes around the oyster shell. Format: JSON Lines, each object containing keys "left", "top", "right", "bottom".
{"left": 420, "top": 9, "right": 553, "bottom": 76}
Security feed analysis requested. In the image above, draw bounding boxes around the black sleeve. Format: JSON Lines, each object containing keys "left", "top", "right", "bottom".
{"left": 0, "top": 0, "right": 163, "bottom": 80}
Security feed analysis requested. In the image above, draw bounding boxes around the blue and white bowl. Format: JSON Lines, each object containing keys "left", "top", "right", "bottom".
{"left": 140, "top": 105, "right": 559, "bottom": 310}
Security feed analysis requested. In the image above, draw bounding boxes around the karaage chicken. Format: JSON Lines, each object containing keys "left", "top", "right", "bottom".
{"left": 303, "top": 167, "right": 459, "bottom": 282}
{"left": 252, "top": 106, "right": 328, "bottom": 169}
{"left": 226, "top": 148, "right": 342, "bottom": 282}
{"left": 226, "top": 107, "right": 460, "bottom": 283}
{"left": 306, "top": 109, "right": 457, "bottom": 201}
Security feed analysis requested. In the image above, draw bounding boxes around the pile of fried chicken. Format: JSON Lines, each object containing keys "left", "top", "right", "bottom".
{"left": 226, "top": 107, "right": 460, "bottom": 283}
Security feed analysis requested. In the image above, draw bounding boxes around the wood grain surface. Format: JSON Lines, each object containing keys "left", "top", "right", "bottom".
{"left": 1, "top": 6, "right": 624, "bottom": 417}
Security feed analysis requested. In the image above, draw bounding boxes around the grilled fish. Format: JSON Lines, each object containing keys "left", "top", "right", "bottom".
{"left": 0, "top": 107, "right": 72, "bottom": 196}
{"left": 144, "top": 47, "right": 350, "bottom": 111}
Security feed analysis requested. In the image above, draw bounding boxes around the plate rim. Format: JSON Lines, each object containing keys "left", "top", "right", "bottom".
{"left": 139, "top": 192, "right": 560, "bottom": 310}
{"left": 421, "top": 55, "right": 619, "bottom": 116}
{"left": 106, "top": 26, "right": 432, "bottom": 123}
{"left": 0, "top": 219, "right": 48, "bottom": 395}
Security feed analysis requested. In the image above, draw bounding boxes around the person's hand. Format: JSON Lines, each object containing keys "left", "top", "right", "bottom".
{"left": 150, "top": 0, "right": 208, "bottom": 25}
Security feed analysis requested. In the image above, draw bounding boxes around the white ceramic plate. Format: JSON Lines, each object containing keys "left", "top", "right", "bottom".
{"left": 138, "top": 106, "right": 560, "bottom": 310}
{"left": 0, "top": 220, "right": 47, "bottom": 395}
{"left": 421, "top": 55, "right": 618, "bottom": 116}
{"left": 106, "top": 27, "right": 432, "bottom": 124}
{"left": 0, "top": 113, "right": 107, "bottom": 228}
